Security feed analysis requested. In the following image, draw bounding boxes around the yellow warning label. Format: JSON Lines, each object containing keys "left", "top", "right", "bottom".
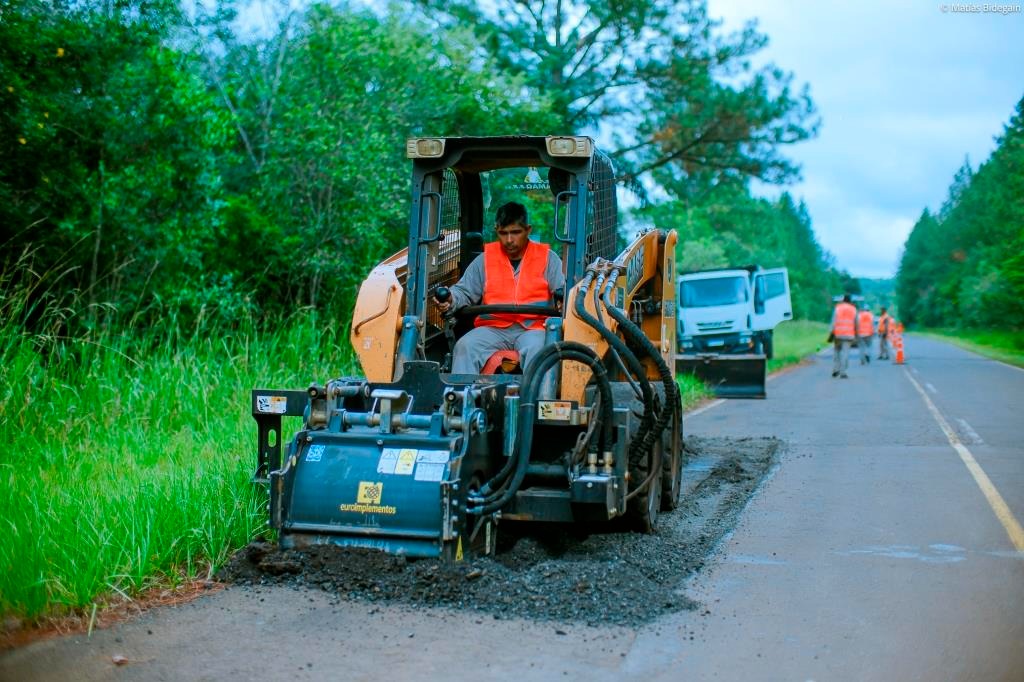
{"left": 339, "top": 481, "right": 397, "bottom": 515}
{"left": 455, "top": 537, "right": 464, "bottom": 562}
{"left": 395, "top": 448, "right": 416, "bottom": 475}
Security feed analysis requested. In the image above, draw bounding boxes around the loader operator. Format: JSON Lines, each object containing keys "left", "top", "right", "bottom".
{"left": 829, "top": 293, "right": 857, "bottom": 378}
{"left": 877, "top": 306, "right": 892, "bottom": 360}
{"left": 856, "top": 305, "right": 874, "bottom": 365}
{"left": 434, "top": 201, "right": 565, "bottom": 374}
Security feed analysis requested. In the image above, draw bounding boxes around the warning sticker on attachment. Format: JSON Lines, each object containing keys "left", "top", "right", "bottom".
{"left": 538, "top": 400, "right": 573, "bottom": 421}
{"left": 255, "top": 395, "right": 287, "bottom": 414}
{"left": 377, "top": 449, "right": 399, "bottom": 474}
{"left": 416, "top": 450, "right": 450, "bottom": 464}
{"left": 414, "top": 461, "right": 446, "bottom": 482}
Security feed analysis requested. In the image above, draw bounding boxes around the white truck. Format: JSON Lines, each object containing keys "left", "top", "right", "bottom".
{"left": 675, "top": 266, "right": 792, "bottom": 397}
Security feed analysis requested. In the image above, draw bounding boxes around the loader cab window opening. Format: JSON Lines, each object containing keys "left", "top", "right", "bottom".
{"left": 680, "top": 276, "right": 749, "bottom": 308}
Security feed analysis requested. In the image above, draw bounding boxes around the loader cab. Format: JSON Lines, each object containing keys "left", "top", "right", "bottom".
{"left": 401, "top": 136, "right": 620, "bottom": 375}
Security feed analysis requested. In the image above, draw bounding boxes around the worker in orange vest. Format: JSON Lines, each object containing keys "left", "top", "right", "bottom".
{"left": 877, "top": 306, "right": 892, "bottom": 360}
{"left": 829, "top": 293, "right": 857, "bottom": 378}
{"left": 434, "top": 201, "right": 564, "bottom": 374}
{"left": 856, "top": 305, "right": 874, "bottom": 365}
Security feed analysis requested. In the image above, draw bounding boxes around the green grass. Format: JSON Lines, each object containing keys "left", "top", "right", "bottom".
{"left": 0, "top": 266, "right": 355, "bottom": 621}
{"left": 677, "top": 373, "right": 713, "bottom": 410}
{"left": 766, "top": 320, "right": 830, "bottom": 374}
{"left": 917, "top": 328, "right": 1024, "bottom": 368}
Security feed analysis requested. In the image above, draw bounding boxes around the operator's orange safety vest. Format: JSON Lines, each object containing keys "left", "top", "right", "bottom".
{"left": 857, "top": 310, "right": 874, "bottom": 337}
{"left": 477, "top": 241, "right": 551, "bottom": 330}
{"left": 832, "top": 302, "right": 857, "bottom": 338}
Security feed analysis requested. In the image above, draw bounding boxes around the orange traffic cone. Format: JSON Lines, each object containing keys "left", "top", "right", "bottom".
{"left": 895, "top": 334, "right": 904, "bottom": 365}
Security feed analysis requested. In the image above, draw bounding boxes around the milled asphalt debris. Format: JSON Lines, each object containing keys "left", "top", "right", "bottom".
{"left": 219, "top": 436, "right": 781, "bottom": 627}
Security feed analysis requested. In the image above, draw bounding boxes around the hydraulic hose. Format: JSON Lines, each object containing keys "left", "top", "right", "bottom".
{"left": 467, "top": 342, "right": 613, "bottom": 516}
{"left": 573, "top": 270, "right": 656, "bottom": 462}
{"left": 601, "top": 268, "right": 679, "bottom": 459}
{"left": 471, "top": 342, "right": 613, "bottom": 507}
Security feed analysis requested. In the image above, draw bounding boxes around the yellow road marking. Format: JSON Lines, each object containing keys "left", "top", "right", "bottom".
{"left": 904, "top": 369, "right": 1024, "bottom": 552}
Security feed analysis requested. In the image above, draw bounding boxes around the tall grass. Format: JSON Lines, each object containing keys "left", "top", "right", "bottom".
{"left": 0, "top": 257, "right": 355, "bottom": 621}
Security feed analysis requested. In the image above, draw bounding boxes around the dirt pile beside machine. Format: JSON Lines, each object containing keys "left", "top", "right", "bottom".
{"left": 251, "top": 136, "right": 681, "bottom": 561}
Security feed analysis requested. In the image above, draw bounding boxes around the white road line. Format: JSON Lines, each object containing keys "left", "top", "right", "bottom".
{"left": 686, "top": 399, "right": 725, "bottom": 418}
{"left": 957, "top": 418, "right": 985, "bottom": 445}
{"left": 925, "top": 382, "right": 938, "bottom": 394}
{"left": 904, "top": 369, "right": 1024, "bottom": 553}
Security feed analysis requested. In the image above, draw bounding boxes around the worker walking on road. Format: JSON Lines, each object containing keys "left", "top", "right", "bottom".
{"left": 857, "top": 305, "right": 874, "bottom": 365}
{"left": 877, "top": 306, "right": 892, "bottom": 360}
{"left": 829, "top": 294, "right": 857, "bottom": 378}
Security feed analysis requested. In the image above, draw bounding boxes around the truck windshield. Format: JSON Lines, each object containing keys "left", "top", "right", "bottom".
{"left": 680, "top": 276, "right": 749, "bottom": 308}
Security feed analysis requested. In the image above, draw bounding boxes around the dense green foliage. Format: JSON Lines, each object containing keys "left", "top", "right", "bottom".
{"left": 897, "top": 97, "right": 1024, "bottom": 329}
{"left": 0, "top": 257, "right": 357, "bottom": 619}
{"left": 1, "top": 0, "right": 842, "bottom": 330}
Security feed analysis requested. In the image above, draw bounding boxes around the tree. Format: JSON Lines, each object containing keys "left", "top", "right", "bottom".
{"left": 204, "top": 2, "right": 560, "bottom": 317}
{"left": 412, "top": 0, "right": 818, "bottom": 188}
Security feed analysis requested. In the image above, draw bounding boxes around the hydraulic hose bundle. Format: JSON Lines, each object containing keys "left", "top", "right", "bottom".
{"left": 466, "top": 340, "right": 614, "bottom": 516}
{"left": 573, "top": 266, "right": 657, "bottom": 464}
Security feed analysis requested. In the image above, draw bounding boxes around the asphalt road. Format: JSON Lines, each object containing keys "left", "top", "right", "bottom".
{"left": 3, "top": 334, "right": 1022, "bottom": 681}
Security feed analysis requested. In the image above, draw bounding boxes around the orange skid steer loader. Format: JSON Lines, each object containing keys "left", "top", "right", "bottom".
{"left": 251, "top": 136, "right": 682, "bottom": 561}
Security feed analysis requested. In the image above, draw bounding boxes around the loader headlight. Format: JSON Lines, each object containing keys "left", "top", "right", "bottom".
{"left": 406, "top": 138, "right": 445, "bottom": 158}
{"left": 546, "top": 136, "right": 593, "bottom": 157}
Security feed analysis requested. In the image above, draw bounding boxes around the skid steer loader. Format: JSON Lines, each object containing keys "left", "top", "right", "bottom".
{"left": 251, "top": 136, "right": 682, "bottom": 561}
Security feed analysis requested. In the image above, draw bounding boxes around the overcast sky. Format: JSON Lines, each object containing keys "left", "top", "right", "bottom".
{"left": 710, "top": 0, "right": 1024, "bottom": 279}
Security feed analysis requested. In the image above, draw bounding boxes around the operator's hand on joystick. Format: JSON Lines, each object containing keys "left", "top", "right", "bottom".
{"left": 433, "top": 286, "right": 453, "bottom": 316}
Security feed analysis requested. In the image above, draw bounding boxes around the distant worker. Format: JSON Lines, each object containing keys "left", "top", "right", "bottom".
{"left": 877, "top": 306, "right": 892, "bottom": 360}
{"left": 829, "top": 293, "right": 857, "bottom": 378}
{"left": 434, "top": 201, "right": 565, "bottom": 374}
{"left": 856, "top": 305, "right": 874, "bottom": 365}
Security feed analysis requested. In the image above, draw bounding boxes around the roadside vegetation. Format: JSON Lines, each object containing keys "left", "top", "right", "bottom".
{"left": 898, "top": 100, "right": 1024, "bottom": 330}
{"left": 917, "top": 329, "right": 1024, "bottom": 368}
{"left": 766, "top": 320, "right": 829, "bottom": 374}
{"left": 0, "top": 263, "right": 356, "bottom": 622}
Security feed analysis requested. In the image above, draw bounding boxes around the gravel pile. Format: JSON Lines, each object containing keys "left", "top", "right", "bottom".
{"left": 219, "top": 436, "right": 780, "bottom": 627}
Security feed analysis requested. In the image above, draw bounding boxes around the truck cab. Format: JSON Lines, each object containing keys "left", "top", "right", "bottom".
{"left": 677, "top": 266, "right": 791, "bottom": 358}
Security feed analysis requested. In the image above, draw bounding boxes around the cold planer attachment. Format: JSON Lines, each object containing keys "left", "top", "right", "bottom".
{"left": 253, "top": 360, "right": 634, "bottom": 560}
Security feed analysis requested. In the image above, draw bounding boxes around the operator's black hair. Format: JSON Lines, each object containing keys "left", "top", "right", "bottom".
{"left": 495, "top": 201, "right": 528, "bottom": 228}
{"left": 842, "top": 293, "right": 852, "bottom": 303}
